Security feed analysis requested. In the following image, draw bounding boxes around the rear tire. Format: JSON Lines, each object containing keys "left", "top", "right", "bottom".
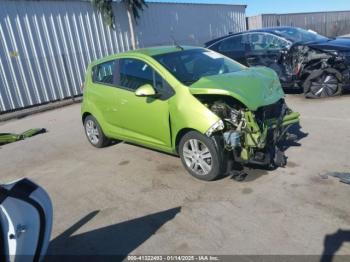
{"left": 303, "top": 68, "right": 343, "bottom": 98}
{"left": 179, "top": 131, "right": 224, "bottom": 181}
{"left": 84, "top": 115, "right": 111, "bottom": 148}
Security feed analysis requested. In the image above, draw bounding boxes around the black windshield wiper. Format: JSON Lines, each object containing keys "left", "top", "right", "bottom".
{"left": 182, "top": 80, "right": 195, "bottom": 85}
{"left": 183, "top": 78, "right": 200, "bottom": 86}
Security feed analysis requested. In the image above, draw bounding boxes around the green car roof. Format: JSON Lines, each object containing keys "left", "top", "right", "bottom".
{"left": 124, "top": 45, "right": 199, "bottom": 56}
{"left": 90, "top": 45, "right": 200, "bottom": 65}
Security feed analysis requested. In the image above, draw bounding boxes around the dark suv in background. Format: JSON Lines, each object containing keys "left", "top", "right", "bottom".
{"left": 206, "top": 27, "right": 350, "bottom": 98}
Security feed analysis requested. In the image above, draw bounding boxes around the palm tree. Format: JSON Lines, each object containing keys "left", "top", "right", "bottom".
{"left": 91, "top": 0, "right": 147, "bottom": 49}
{"left": 124, "top": 0, "right": 147, "bottom": 49}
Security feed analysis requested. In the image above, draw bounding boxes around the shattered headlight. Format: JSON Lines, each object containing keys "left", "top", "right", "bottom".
{"left": 205, "top": 120, "right": 225, "bottom": 137}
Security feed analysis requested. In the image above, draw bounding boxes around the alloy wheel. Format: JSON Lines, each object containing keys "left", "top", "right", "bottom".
{"left": 183, "top": 139, "right": 212, "bottom": 176}
{"left": 85, "top": 119, "right": 99, "bottom": 145}
{"left": 310, "top": 73, "right": 339, "bottom": 97}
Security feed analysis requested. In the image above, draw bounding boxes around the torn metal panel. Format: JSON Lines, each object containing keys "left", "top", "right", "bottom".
{"left": 0, "top": 128, "right": 46, "bottom": 145}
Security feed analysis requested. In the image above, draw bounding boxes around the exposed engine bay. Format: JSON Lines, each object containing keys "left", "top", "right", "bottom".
{"left": 197, "top": 96, "right": 300, "bottom": 169}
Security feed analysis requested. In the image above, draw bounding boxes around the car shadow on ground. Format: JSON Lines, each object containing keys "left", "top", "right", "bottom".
{"left": 107, "top": 139, "right": 179, "bottom": 159}
{"left": 284, "top": 88, "right": 303, "bottom": 95}
{"left": 284, "top": 87, "right": 350, "bottom": 97}
{"left": 280, "top": 123, "right": 309, "bottom": 152}
{"left": 342, "top": 89, "right": 350, "bottom": 96}
{"left": 46, "top": 207, "right": 181, "bottom": 262}
{"left": 107, "top": 124, "right": 308, "bottom": 183}
{"left": 320, "top": 229, "right": 350, "bottom": 262}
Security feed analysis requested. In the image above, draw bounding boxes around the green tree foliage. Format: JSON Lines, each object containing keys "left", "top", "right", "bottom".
{"left": 91, "top": 0, "right": 114, "bottom": 28}
{"left": 91, "top": 0, "right": 147, "bottom": 28}
{"left": 124, "top": 0, "right": 148, "bottom": 21}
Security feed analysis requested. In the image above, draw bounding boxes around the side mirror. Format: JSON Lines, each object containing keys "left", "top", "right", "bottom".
{"left": 135, "top": 84, "right": 157, "bottom": 97}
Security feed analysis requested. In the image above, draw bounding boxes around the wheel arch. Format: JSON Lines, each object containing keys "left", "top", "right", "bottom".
{"left": 82, "top": 112, "right": 91, "bottom": 124}
{"left": 302, "top": 68, "right": 343, "bottom": 97}
{"left": 174, "top": 128, "right": 199, "bottom": 154}
{"left": 173, "top": 94, "right": 246, "bottom": 154}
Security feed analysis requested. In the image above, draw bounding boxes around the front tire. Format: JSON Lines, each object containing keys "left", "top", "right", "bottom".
{"left": 84, "top": 115, "right": 111, "bottom": 148}
{"left": 179, "top": 131, "right": 224, "bottom": 181}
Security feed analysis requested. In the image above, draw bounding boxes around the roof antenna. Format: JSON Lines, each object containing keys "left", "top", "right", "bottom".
{"left": 171, "top": 35, "right": 184, "bottom": 51}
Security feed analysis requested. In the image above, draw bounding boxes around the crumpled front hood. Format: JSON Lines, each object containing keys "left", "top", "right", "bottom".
{"left": 189, "top": 67, "right": 285, "bottom": 111}
{"left": 308, "top": 38, "right": 350, "bottom": 52}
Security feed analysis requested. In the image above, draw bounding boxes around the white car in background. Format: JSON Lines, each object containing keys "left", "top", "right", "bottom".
{"left": 0, "top": 179, "right": 52, "bottom": 262}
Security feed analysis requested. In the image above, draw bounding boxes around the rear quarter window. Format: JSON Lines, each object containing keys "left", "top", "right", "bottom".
{"left": 92, "top": 60, "right": 116, "bottom": 85}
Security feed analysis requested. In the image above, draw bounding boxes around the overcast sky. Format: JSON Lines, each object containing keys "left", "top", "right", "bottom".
{"left": 149, "top": 0, "right": 350, "bottom": 16}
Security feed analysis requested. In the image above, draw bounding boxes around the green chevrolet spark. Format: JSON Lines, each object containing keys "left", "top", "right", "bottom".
{"left": 81, "top": 46, "right": 300, "bottom": 181}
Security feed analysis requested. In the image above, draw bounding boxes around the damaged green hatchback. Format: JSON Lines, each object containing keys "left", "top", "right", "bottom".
{"left": 81, "top": 46, "right": 300, "bottom": 181}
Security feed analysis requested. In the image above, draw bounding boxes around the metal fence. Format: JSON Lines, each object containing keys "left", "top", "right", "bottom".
{"left": 0, "top": 0, "right": 246, "bottom": 113}
{"left": 0, "top": 0, "right": 133, "bottom": 113}
{"left": 248, "top": 11, "right": 350, "bottom": 37}
{"left": 135, "top": 2, "right": 247, "bottom": 47}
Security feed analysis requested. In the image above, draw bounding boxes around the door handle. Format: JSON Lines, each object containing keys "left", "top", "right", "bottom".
{"left": 121, "top": 99, "right": 128, "bottom": 105}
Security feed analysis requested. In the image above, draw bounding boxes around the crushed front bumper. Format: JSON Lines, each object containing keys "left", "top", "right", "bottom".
{"left": 236, "top": 99, "right": 300, "bottom": 166}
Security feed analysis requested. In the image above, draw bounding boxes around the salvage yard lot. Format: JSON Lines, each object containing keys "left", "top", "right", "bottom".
{"left": 1, "top": 94, "right": 350, "bottom": 257}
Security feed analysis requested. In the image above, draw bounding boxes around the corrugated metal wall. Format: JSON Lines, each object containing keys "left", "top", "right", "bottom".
{"left": 0, "top": 0, "right": 132, "bottom": 113}
{"left": 248, "top": 11, "right": 350, "bottom": 37}
{"left": 136, "top": 3, "right": 246, "bottom": 47}
{"left": 247, "top": 15, "right": 263, "bottom": 30}
{"left": 0, "top": 0, "right": 246, "bottom": 113}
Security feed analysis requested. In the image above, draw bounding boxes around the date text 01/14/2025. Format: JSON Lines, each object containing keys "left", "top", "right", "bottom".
{"left": 127, "top": 255, "right": 220, "bottom": 261}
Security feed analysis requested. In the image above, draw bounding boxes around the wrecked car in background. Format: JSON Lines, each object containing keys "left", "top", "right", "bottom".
{"left": 206, "top": 27, "right": 350, "bottom": 98}
{"left": 81, "top": 46, "right": 299, "bottom": 181}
